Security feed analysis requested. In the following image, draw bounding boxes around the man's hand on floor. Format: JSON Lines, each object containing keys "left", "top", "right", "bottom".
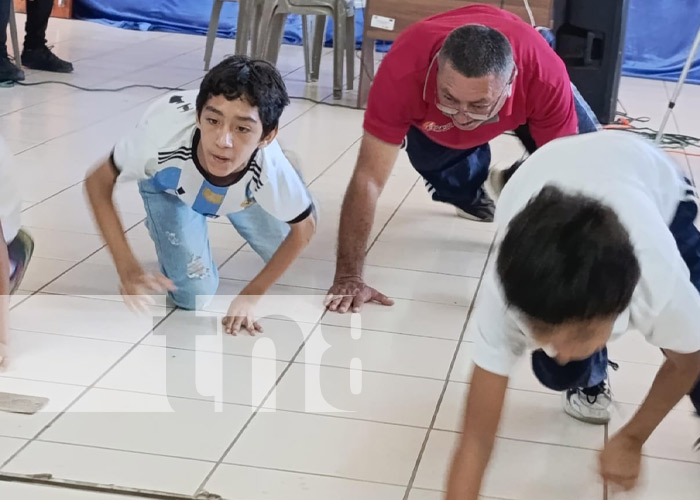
{"left": 324, "top": 276, "right": 394, "bottom": 313}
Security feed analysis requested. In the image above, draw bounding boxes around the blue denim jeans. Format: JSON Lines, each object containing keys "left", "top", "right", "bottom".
{"left": 138, "top": 179, "right": 290, "bottom": 310}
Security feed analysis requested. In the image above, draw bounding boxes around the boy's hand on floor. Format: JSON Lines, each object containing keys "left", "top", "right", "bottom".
{"left": 223, "top": 294, "right": 263, "bottom": 336}
{"left": 599, "top": 432, "right": 643, "bottom": 492}
{"left": 119, "top": 268, "right": 176, "bottom": 313}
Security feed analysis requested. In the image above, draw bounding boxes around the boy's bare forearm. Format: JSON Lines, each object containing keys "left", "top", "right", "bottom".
{"left": 618, "top": 350, "right": 700, "bottom": 444}
{"left": 85, "top": 161, "right": 140, "bottom": 277}
{"left": 446, "top": 365, "right": 508, "bottom": 500}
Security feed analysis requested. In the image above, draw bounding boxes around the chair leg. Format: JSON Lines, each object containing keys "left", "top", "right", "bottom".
{"left": 256, "top": 0, "right": 279, "bottom": 60}
{"left": 204, "top": 0, "right": 225, "bottom": 71}
{"left": 332, "top": 12, "right": 346, "bottom": 99}
{"left": 250, "top": 0, "right": 265, "bottom": 57}
{"left": 357, "top": 36, "right": 375, "bottom": 108}
{"left": 235, "top": 0, "right": 253, "bottom": 56}
{"left": 301, "top": 15, "right": 312, "bottom": 82}
{"left": 8, "top": 2, "right": 21, "bottom": 69}
{"left": 264, "top": 13, "right": 287, "bottom": 65}
{"left": 310, "top": 15, "right": 326, "bottom": 81}
{"left": 346, "top": 14, "right": 355, "bottom": 91}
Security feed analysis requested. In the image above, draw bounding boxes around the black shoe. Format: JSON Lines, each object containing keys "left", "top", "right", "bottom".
{"left": 454, "top": 189, "right": 495, "bottom": 222}
{"left": 21, "top": 46, "right": 73, "bottom": 73}
{"left": 0, "top": 56, "right": 25, "bottom": 82}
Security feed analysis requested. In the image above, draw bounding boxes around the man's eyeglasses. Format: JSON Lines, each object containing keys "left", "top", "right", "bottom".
{"left": 435, "top": 73, "right": 514, "bottom": 121}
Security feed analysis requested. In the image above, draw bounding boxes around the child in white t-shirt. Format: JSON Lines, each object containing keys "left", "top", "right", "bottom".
{"left": 0, "top": 136, "right": 34, "bottom": 367}
{"left": 446, "top": 131, "right": 700, "bottom": 499}
{"left": 85, "top": 56, "right": 316, "bottom": 334}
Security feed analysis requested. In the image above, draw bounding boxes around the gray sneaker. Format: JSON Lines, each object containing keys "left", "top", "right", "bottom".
{"left": 563, "top": 381, "right": 612, "bottom": 425}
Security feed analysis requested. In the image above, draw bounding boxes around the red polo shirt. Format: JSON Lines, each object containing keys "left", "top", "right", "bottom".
{"left": 363, "top": 5, "right": 577, "bottom": 149}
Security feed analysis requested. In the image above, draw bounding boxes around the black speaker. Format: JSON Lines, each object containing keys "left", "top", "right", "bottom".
{"left": 553, "top": 0, "right": 630, "bottom": 125}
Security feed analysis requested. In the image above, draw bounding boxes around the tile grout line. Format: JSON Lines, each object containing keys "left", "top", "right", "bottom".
{"left": 603, "top": 424, "right": 609, "bottom": 500}
{"left": 9, "top": 218, "right": 146, "bottom": 312}
{"left": 0, "top": 473, "right": 198, "bottom": 500}
{"left": 194, "top": 172, "right": 434, "bottom": 495}
{"left": 16, "top": 71, "right": 208, "bottom": 214}
{"left": 402, "top": 234, "right": 496, "bottom": 500}
{"left": 0, "top": 307, "right": 177, "bottom": 471}
{"left": 14, "top": 276, "right": 475, "bottom": 333}
{"left": 5, "top": 438, "right": 219, "bottom": 466}
{"left": 192, "top": 318, "right": 328, "bottom": 496}
{"left": 12, "top": 352, "right": 671, "bottom": 418}
{"left": 0, "top": 38, "right": 196, "bottom": 120}
{"left": 236, "top": 248, "right": 490, "bottom": 279}
{"left": 366, "top": 178, "right": 422, "bottom": 256}
{"left": 305, "top": 137, "right": 363, "bottom": 187}
{"left": 207, "top": 461, "right": 411, "bottom": 490}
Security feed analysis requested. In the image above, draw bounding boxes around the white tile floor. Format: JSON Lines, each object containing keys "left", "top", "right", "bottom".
{"left": 0, "top": 13, "right": 699, "bottom": 500}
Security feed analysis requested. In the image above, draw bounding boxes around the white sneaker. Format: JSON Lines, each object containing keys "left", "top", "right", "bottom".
{"left": 484, "top": 167, "right": 508, "bottom": 202}
{"left": 562, "top": 383, "right": 612, "bottom": 425}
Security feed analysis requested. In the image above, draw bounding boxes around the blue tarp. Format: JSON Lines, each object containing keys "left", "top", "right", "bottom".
{"left": 622, "top": 0, "right": 700, "bottom": 84}
{"left": 74, "top": 0, "right": 700, "bottom": 84}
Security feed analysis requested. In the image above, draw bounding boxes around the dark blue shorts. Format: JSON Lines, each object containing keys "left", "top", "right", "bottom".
{"left": 404, "top": 27, "right": 600, "bottom": 211}
{"left": 532, "top": 186, "right": 700, "bottom": 414}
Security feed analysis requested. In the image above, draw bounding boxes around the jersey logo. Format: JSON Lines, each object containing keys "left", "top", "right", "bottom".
{"left": 202, "top": 187, "right": 224, "bottom": 204}
{"left": 422, "top": 121, "right": 454, "bottom": 133}
{"left": 192, "top": 181, "right": 228, "bottom": 217}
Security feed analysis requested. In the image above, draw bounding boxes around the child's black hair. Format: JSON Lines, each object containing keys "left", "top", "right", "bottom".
{"left": 196, "top": 55, "right": 290, "bottom": 138}
{"left": 496, "top": 185, "right": 640, "bottom": 325}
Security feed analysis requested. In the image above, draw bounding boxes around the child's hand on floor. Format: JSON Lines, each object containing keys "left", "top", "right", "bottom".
{"left": 223, "top": 294, "right": 263, "bottom": 336}
{"left": 599, "top": 432, "right": 643, "bottom": 492}
{"left": 119, "top": 268, "right": 176, "bottom": 312}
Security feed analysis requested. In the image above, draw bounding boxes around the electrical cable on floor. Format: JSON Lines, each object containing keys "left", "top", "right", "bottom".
{"left": 3, "top": 79, "right": 365, "bottom": 109}
{"left": 605, "top": 108, "right": 700, "bottom": 150}
{"left": 12, "top": 80, "right": 185, "bottom": 92}
{"left": 7, "top": 80, "right": 700, "bottom": 144}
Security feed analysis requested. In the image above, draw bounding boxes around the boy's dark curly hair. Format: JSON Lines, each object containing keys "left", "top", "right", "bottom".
{"left": 197, "top": 55, "right": 290, "bottom": 137}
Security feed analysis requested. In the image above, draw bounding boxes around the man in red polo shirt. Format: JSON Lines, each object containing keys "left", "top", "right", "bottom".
{"left": 325, "top": 4, "right": 598, "bottom": 314}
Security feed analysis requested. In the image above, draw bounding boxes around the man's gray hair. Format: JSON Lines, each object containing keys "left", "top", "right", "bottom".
{"left": 439, "top": 25, "right": 515, "bottom": 79}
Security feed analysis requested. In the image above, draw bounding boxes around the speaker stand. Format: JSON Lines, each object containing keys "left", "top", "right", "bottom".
{"left": 656, "top": 23, "right": 700, "bottom": 144}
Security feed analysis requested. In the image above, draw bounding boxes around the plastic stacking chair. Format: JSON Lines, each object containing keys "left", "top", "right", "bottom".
{"left": 204, "top": 0, "right": 267, "bottom": 70}
{"left": 8, "top": 1, "right": 22, "bottom": 70}
{"left": 258, "top": 0, "right": 355, "bottom": 99}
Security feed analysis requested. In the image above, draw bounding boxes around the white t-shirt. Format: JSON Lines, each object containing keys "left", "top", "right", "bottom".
{"left": 472, "top": 131, "right": 700, "bottom": 377}
{"left": 0, "top": 136, "right": 21, "bottom": 244}
{"left": 112, "top": 90, "right": 313, "bottom": 223}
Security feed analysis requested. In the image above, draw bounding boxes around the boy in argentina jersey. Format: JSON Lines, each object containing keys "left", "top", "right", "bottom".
{"left": 85, "top": 56, "right": 316, "bottom": 334}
